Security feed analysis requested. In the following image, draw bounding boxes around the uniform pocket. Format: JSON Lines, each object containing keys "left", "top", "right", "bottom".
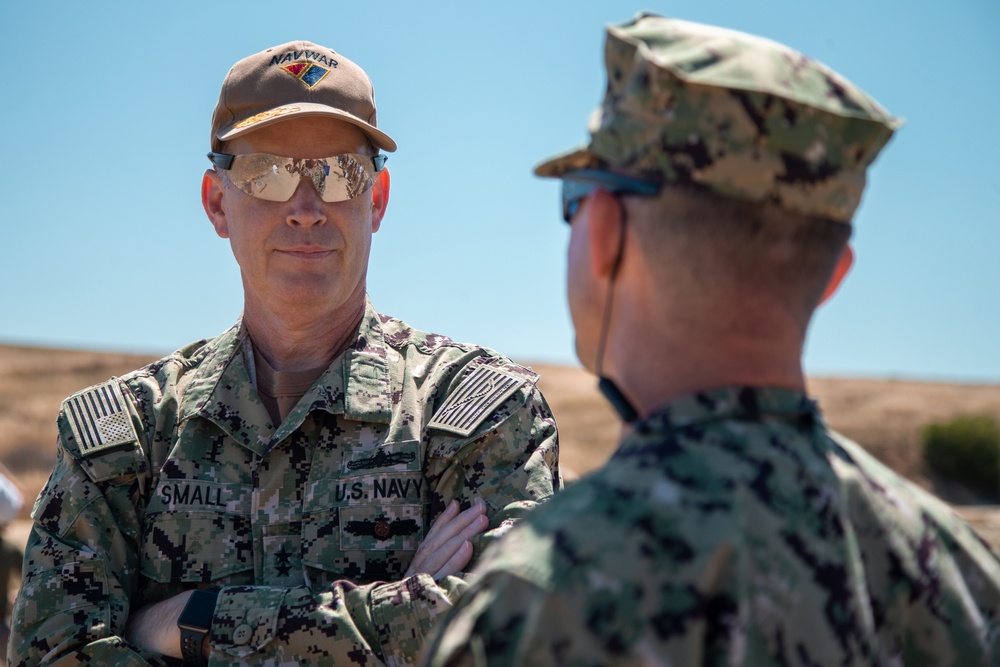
{"left": 302, "top": 440, "right": 429, "bottom": 584}
{"left": 140, "top": 511, "right": 252, "bottom": 583}
{"left": 141, "top": 479, "right": 254, "bottom": 583}
{"left": 302, "top": 474, "right": 427, "bottom": 583}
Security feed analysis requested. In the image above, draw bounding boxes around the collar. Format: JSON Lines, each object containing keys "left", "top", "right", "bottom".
{"left": 628, "top": 386, "right": 822, "bottom": 442}
{"left": 179, "top": 297, "right": 392, "bottom": 455}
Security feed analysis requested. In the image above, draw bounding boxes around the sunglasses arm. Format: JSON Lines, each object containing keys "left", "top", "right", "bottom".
{"left": 207, "top": 152, "right": 235, "bottom": 170}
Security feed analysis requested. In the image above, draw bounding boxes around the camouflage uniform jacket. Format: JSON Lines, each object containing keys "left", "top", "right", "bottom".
{"left": 10, "top": 299, "right": 560, "bottom": 666}
{"left": 426, "top": 387, "right": 1000, "bottom": 667}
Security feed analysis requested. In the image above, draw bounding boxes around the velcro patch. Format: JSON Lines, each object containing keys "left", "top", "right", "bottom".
{"left": 428, "top": 365, "right": 526, "bottom": 437}
{"left": 63, "top": 382, "right": 138, "bottom": 457}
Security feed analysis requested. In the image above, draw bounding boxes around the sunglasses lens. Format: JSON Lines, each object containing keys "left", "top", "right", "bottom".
{"left": 564, "top": 198, "right": 582, "bottom": 223}
{"left": 561, "top": 180, "right": 596, "bottom": 223}
{"left": 559, "top": 171, "right": 661, "bottom": 223}
{"left": 227, "top": 154, "right": 299, "bottom": 201}
{"left": 314, "top": 154, "right": 377, "bottom": 202}
{"left": 225, "top": 153, "right": 378, "bottom": 202}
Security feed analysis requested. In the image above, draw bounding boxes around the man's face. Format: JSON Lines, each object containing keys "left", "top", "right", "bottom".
{"left": 204, "top": 116, "right": 385, "bottom": 317}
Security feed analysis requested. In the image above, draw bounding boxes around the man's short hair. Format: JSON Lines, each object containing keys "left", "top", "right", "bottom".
{"left": 625, "top": 184, "right": 852, "bottom": 320}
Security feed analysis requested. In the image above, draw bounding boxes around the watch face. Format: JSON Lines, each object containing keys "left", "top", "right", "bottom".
{"left": 179, "top": 589, "right": 218, "bottom": 629}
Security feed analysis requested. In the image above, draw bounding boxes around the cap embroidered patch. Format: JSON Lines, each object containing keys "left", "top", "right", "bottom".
{"left": 281, "top": 62, "right": 330, "bottom": 88}
{"left": 63, "top": 381, "right": 138, "bottom": 457}
{"left": 233, "top": 106, "right": 300, "bottom": 130}
{"left": 429, "top": 365, "right": 526, "bottom": 437}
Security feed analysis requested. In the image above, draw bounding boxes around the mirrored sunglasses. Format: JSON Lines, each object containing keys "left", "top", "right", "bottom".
{"left": 561, "top": 170, "right": 660, "bottom": 223}
{"left": 207, "top": 152, "right": 388, "bottom": 202}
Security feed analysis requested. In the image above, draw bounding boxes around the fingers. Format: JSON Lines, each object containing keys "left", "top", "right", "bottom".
{"left": 433, "top": 539, "right": 474, "bottom": 580}
{"left": 405, "top": 500, "right": 490, "bottom": 579}
{"left": 434, "top": 497, "right": 463, "bottom": 526}
{"left": 425, "top": 500, "right": 487, "bottom": 551}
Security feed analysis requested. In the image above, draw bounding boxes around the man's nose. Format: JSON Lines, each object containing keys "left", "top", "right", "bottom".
{"left": 285, "top": 177, "right": 328, "bottom": 227}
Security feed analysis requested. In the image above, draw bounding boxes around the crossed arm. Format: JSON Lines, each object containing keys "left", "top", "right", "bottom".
{"left": 125, "top": 500, "right": 489, "bottom": 659}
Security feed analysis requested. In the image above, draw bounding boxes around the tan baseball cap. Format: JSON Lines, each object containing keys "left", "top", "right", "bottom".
{"left": 210, "top": 40, "right": 396, "bottom": 153}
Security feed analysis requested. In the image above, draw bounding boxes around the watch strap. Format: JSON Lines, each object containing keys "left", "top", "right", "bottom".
{"left": 180, "top": 626, "right": 207, "bottom": 666}
{"left": 178, "top": 587, "right": 220, "bottom": 666}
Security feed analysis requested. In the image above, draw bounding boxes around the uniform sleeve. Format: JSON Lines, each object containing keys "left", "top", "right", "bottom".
{"left": 424, "top": 372, "right": 561, "bottom": 563}
{"left": 9, "top": 440, "right": 171, "bottom": 666}
{"left": 423, "top": 572, "right": 612, "bottom": 667}
{"left": 208, "top": 575, "right": 467, "bottom": 665}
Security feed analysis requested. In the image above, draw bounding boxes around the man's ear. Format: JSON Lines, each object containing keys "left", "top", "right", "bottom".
{"left": 818, "top": 243, "right": 855, "bottom": 306}
{"left": 370, "top": 168, "right": 390, "bottom": 233}
{"left": 202, "top": 170, "right": 230, "bottom": 239}
{"left": 587, "top": 188, "right": 626, "bottom": 279}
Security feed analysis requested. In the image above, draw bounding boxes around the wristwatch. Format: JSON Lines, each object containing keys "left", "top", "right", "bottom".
{"left": 177, "top": 587, "right": 220, "bottom": 666}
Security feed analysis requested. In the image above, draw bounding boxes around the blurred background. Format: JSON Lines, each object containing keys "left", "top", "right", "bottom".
{"left": 1, "top": 0, "right": 998, "bottom": 381}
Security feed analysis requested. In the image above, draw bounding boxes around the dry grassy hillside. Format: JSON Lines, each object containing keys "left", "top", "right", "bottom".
{"left": 1, "top": 344, "right": 999, "bottom": 544}
{"left": 0, "top": 345, "right": 160, "bottom": 513}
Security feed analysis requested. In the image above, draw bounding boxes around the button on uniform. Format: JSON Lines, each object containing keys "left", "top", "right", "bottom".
{"left": 233, "top": 624, "right": 253, "bottom": 645}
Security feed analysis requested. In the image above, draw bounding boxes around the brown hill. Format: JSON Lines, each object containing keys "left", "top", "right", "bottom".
{"left": 1, "top": 344, "right": 999, "bottom": 544}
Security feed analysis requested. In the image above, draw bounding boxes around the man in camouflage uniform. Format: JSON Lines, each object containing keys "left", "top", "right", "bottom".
{"left": 424, "top": 14, "right": 1000, "bottom": 667}
{"left": 9, "top": 40, "right": 559, "bottom": 666}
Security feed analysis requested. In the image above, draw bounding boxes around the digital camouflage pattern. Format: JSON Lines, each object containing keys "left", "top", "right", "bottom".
{"left": 426, "top": 387, "right": 1000, "bottom": 667}
{"left": 10, "top": 298, "right": 560, "bottom": 666}
{"left": 534, "top": 13, "right": 902, "bottom": 223}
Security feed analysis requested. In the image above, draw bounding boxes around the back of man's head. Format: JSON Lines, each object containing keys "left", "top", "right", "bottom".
{"left": 537, "top": 14, "right": 899, "bottom": 324}
{"left": 625, "top": 185, "right": 852, "bottom": 325}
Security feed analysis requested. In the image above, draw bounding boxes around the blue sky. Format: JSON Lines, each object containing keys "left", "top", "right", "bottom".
{"left": 1, "top": 1, "right": 997, "bottom": 382}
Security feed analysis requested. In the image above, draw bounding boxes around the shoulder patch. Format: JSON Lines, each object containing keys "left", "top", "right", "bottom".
{"left": 63, "top": 381, "right": 138, "bottom": 457}
{"left": 428, "top": 364, "right": 527, "bottom": 437}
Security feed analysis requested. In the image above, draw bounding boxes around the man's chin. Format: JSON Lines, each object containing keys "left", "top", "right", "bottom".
{"left": 253, "top": 281, "right": 348, "bottom": 312}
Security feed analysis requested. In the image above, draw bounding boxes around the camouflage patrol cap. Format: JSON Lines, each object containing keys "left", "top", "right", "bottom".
{"left": 210, "top": 40, "right": 396, "bottom": 153}
{"left": 536, "top": 14, "right": 902, "bottom": 223}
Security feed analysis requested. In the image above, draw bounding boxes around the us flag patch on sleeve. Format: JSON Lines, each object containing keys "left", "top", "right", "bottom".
{"left": 62, "top": 381, "right": 138, "bottom": 457}
{"left": 428, "top": 364, "right": 527, "bottom": 437}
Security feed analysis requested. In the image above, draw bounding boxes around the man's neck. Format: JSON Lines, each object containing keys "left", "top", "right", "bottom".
{"left": 242, "top": 293, "right": 367, "bottom": 372}
{"left": 604, "top": 295, "right": 807, "bottom": 421}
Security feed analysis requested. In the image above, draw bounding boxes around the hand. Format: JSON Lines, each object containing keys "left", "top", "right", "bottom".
{"left": 405, "top": 500, "right": 488, "bottom": 580}
{"left": 124, "top": 590, "right": 192, "bottom": 658}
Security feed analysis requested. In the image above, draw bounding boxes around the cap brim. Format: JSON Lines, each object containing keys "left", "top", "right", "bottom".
{"left": 217, "top": 102, "right": 397, "bottom": 152}
{"left": 534, "top": 146, "right": 604, "bottom": 178}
